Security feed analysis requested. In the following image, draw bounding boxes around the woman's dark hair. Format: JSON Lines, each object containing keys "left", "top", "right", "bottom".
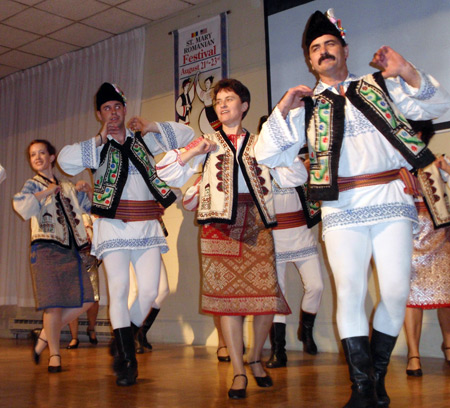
{"left": 408, "top": 120, "right": 435, "bottom": 146}
{"left": 213, "top": 78, "right": 251, "bottom": 119}
{"left": 28, "top": 139, "right": 57, "bottom": 167}
{"left": 257, "top": 115, "right": 268, "bottom": 133}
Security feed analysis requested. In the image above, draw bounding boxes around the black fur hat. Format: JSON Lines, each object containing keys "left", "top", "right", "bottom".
{"left": 304, "top": 10, "right": 346, "bottom": 51}
{"left": 95, "top": 82, "right": 126, "bottom": 111}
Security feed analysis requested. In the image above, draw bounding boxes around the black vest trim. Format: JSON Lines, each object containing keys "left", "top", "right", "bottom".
{"left": 295, "top": 184, "right": 322, "bottom": 228}
{"left": 91, "top": 133, "right": 176, "bottom": 219}
{"left": 238, "top": 131, "right": 277, "bottom": 229}
{"left": 306, "top": 90, "right": 346, "bottom": 201}
{"left": 346, "top": 72, "right": 435, "bottom": 169}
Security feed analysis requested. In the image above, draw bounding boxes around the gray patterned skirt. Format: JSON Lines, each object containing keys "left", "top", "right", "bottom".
{"left": 30, "top": 242, "right": 96, "bottom": 310}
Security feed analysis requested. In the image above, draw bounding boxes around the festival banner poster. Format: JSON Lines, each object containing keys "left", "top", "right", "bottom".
{"left": 173, "top": 13, "right": 228, "bottom": 134}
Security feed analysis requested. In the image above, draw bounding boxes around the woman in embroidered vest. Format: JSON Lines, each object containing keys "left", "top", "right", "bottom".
{"left": 157, "top": 79, "right": 291, "bottom": 399}
{"left": 13, "top": 139, "right": 95, "bottom": 373}
{"left": 403, "top": 120, "right": 450, "bottom": 377}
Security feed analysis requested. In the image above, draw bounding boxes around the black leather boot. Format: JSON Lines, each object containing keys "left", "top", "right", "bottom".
{"left": 113, "top": 327, "right": 138, "bottom": 386}
{"left": 109, "top": 334, "right": 117, "bottom": 356}
{"left": 298, "top": 310, "right": 318, "bottom": 355}
{"left": 135, "top": 308, "right": 160, "bottom": 353}
{"left": 341, "top": 336, "right": 378, "bottom": 408}
{"left": 266, "top": 323, "right": 287, "bottom": 368}
{"left": 131, "top": 323, "right": 144, "bottom": 354}
{"left": 370, "top": 329, "right": 397, "bottom": 407}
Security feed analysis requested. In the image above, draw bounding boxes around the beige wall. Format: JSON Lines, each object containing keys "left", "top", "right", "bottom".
{"left": 137, "top": 0, "right": 448, "bottom": 357}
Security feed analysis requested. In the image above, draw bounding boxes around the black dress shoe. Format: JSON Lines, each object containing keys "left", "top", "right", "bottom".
{"left": 217, "top": 346, "right": 231, "bottom": 362}
{"left": 249, "top": 360, "right": 273, "bottom": 387}
{"left": 48, "top": 354, "right": 62, "bottom": 373}
{"left": 87, "top": 328, "right": 98, "bottom": 345}
{"left": 66, "top": 339, "right": 80, "bottom": 349}
{"left": 31, "top": 329, "right": 47, "bottom": 365}
{"left": 228, "top": 374, "right": 247, "bottom": 399}
{"left": 406, "top": 356, "right": 423, "bottom": 377}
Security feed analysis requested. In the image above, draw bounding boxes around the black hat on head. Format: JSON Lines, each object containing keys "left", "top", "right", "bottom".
{"left": 95, "top": 82, "right": 126, "bottom": 111}
{"left": 304, "top": 10, "right": 347, "bottom": 52}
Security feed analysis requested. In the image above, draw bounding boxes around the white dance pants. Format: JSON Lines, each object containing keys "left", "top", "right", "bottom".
{"left": 324, "top": 220, "right": 413, "bottom": 339}
{"left": 128, "top": 259, "right": 170, "bottom": 310}
{"left": 273, "top": 255, "right": 324, "bottom": 324}
{"left": 103, "top": 247, "right": 161, "bottom": 329}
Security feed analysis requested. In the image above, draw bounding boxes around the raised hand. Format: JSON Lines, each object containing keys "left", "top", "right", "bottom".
{"left": 278, "top": 85, "right": 314, "bottom": 119}
{"left": 178, "top": 137, "right": 217, "bottom": 165}
{"left": 75, "top": 180, "right": 92, "bottom": 193}
{"left": 371, "top": 46, "right": 420, "bottom": 87}
{"left": 186, "top": 137, "right": 217, "bottom": 156}
{"left": 127, "top": 116, "right": 159, "bottom": 135}
{"left": 76, "top": 180, "right": 93, "bottom": 201}
{"left": 47, "top": 183, "right": 60, "bottom": 195}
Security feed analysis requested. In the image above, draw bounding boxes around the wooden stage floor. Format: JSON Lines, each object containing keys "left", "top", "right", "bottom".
{"left": 0, "top": 338, "right": 449, "bottom": 408}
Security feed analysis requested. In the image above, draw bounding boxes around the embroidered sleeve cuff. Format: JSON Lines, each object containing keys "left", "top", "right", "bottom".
{"left": 80, "top": 138, "right": 98, "bottom": 168}
{"left": 182, "top": 175, "right": 201, "bottom": 211}
{"left": 254, "top": 106, "right": 306, "bottom": 168}
{"left": 399, "top": 68, "right": 437, "bottom": 101}
{"left": 155, "top": 149, "right": 181, "bottom": 171}
{"left": 156, "top": 149, "right": 201, "bottom": 188}
{"left": 268, "top": 107, "right": 296, "bottom": 152}
{"left": 154, "top": 121, "right": 195, "bottom": 152}
{"left": 176, "top": 150, "right": 186, "bottom": 167}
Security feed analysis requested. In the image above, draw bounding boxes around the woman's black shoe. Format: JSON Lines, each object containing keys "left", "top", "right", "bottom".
{"left": 48, "top": 354, "right": 62, "bottom": 373}
{"left": 406, "top": 356, "right": 423, "bottom": 377}
{"left": 31, "top": 329, "right": 47, "bottom": 365}
{"left": 87, "top": 328, "right": 98, "bottom": 345}
{"left": 249, "top": 360, "right": 273, "bottom": 387}
{"left": 217, "top": 346, "right": 231, "bottom": 362}
{"left": 66, "top": 339, "right": 80, "bottom": 349}
{"left": 228, "top": 374, "right": 247, "bottom": 399}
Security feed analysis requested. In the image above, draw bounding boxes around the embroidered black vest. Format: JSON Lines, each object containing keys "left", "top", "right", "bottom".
{"left": 295, "top": 183, "right": 321, "bottom": 228}
{"left": 91, "top": 132, "right": 176, "bottom": 218}
{"left": 304, "top": 72, "right": 435, "bottom": 201}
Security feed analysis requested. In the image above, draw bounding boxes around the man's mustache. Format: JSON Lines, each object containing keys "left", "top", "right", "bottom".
{"left": 318, "top": 53, "right": 336, "bottom": 65}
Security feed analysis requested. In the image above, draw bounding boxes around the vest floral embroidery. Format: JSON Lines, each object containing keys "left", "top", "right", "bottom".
{"left": 305, "top": 72, "right": 435, "bottom": 201}
{"left": 92, "top": 133, "right": 176, "bottom": 218}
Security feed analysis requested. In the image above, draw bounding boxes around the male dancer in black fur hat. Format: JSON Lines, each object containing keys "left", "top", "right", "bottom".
{"left": 58, "top": 83, "right": 194, "bottom": 386}
{"left": 255, "top": 9, "right": 450, "bottom": 408}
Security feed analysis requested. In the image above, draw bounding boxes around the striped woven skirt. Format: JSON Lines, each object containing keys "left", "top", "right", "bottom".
{"left": 200, "top": 195, "right": 291, "bottom": 316}
{"left": 30, "top": 242, "right": 95, "bottom": 310}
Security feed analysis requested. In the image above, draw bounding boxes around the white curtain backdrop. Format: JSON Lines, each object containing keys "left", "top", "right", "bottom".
{"left": 0, "top": 27, "right": 145, "bottom": 307}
